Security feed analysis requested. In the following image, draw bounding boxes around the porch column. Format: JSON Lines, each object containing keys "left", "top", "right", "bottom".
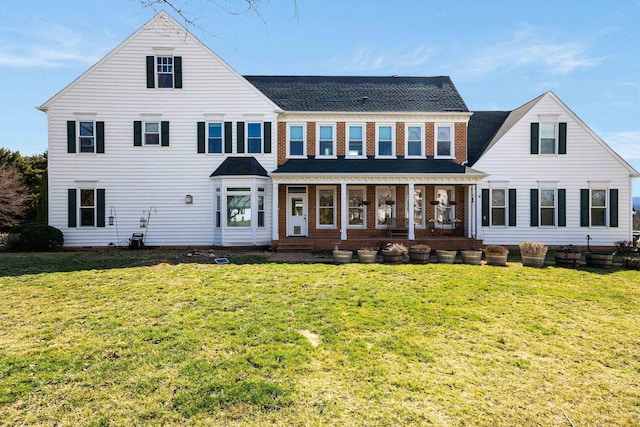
{"left": 340, "top": 182, "right": 348, "bottom": 240}
{"left": 408, "top": 182, "right": 415, "bottom": 240}
{"left": 272, "top": 181, "right": 279, "bottom": 241}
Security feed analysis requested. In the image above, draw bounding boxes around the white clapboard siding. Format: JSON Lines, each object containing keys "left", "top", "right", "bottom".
{"left": 44, "top": 12, "right": 279, "bottom": 247}
{"left": 474, "top": 92, "right": 636, "bottom": 246}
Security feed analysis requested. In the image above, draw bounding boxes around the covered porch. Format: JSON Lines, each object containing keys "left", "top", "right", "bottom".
{"left": 270, "top": 175, "right": 486, "bottom": 252}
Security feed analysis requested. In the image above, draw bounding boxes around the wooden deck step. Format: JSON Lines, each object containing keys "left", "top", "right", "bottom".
{"left": 276, "top": 240, "right": 315, "bottom": 252}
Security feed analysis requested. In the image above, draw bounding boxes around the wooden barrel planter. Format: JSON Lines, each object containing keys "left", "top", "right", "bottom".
{"left": 586, "top": 252, "right": 614, "bottom": 268}
{"left": 521, "top": 255, "right": 546, "bottom": 268}
{"left": 436, "top": 250, "right": 457, "bottom": 264}
{"left": 408, "top": 246, "right": 431, "bottom": 264}
{"left": 333, "top": 250, "right": 353, "bottom": 264}
{"left": 461, "top": 250, "right": 482, "bottom": 265}
{"left": 381, "top": 251, "right": 404, "bottom": 264}
{"left": 357, "top": 250, "right": 378, "bottom": 264}
{"left": 555, "top": 251, "right": 581, "bottom": 268}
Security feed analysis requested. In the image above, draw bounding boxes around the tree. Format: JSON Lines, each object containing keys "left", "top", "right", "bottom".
{"left": 0, "top": 164, "right": 29, "bottom": 229}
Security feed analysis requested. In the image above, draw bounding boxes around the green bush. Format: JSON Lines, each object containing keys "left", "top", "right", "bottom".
{"left": 6, "top": 223, "right": 63, "bottom": 251}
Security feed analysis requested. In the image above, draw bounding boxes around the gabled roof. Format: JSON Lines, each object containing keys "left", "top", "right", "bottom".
{"left": 244, "top": 76, "right": 468, "bottom": 112}
{"left": 210, "top": 157, "right": 269, "bottom": 177}
{"left": 272, "top": 156, "right": 472, "bottom": 175}
{"left": 467, "top": 91, "right": 639, "bottom": 176}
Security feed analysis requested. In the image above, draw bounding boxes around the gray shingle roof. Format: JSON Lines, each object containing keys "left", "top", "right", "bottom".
{"left": 466, "top": 111, "right": 510, "bottom": 166}
{"left": 210, "top": 157, "right": 269, "bottom": 177}
{"left": 272, "top": 156, "right": 468, "bottom": 175}
{"left": 244, "top": 75, "right": 468, "bottom": 112}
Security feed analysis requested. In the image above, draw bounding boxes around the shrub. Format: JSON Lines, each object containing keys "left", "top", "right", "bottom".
{"left": 409, "top": 244, "right": 431, "bottom": 253}
{"left": 557, "top": 244, "right": 580, "bottom": 253}
{"left": 484, "top": 245, "right": 509, "bottom": 256}
{"left": 6, "top": 223, "right": 63, "bottom": 251}
{"left": 519, "top": 241, "right": 548, "bottom": 257}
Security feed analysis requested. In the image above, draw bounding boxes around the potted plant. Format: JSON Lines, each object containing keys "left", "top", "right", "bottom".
{"left": 436, "top": 249, "right": 457, "bottom": 264}
{"left": 408, "top": 244, "right": 431, "bottom": 264}
{"left": 357, "top": 247, "right": 378, "bottom": 264}
{"left": 461, "top": 249, "right": 483, "bottom": 265}
{"left": 555, "top": 245, "right": 581, "bottom": 268}
{"left": 381, "top": 242, "right": 407, "bottom": 264}
{"left": 519, "top": 241, "right": 548, "bottom": 268}
{"left": 332, "top": 243, "right": 353, "bottom": 264}
{"left": 586, "top": 251, "right": 614, "bottom": 268}
{"left": 484, "top": 245, "right": 509, "bottom": 266}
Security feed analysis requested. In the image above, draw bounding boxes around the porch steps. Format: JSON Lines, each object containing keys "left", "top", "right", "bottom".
{"left": 276, "top": 240, "right": 315, "bottom": 253}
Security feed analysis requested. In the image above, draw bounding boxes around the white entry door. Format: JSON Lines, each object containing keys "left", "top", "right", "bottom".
{"left": 287, "top": 193, "right": 307, "bottom": 237}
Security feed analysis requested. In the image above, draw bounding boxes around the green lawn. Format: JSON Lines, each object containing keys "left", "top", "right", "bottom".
{"left": 1, "top": 251, "right": 639, "bottom": 426}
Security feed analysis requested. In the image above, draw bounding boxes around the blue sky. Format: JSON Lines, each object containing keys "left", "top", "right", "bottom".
{"left": 2, "top": 0, "right": 639, "bottom": 195}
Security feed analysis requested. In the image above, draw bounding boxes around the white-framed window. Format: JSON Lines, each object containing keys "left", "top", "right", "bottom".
{"left": 376, "top": 125, "right": 395, "bottom": 157}
{"left": 590, "top": 189, "right": 607, "bottom": 227}
{"left": 317, "top": 124, "right": 336, "bottom": 157}
{"left": 434, "top": 187, "right": 455, "bottom": 227}
{"left": 539, "top": 123, "right": 557, "bottom": 154}
{"left": 78, "top": 121, "right": 95, "bottom": 153}
{"left": 227, "top": 187, "right": 252, "bottom": 227}
{"left": 287, "top": 124, "right": 306, "bottom": 157}
{"left": 540, "top": 188, "right": 556, "bottom": 226}
{"left": 347, "top": 124, "right": 366, "bottom": 158}
{"left": 258, "top": 187, "right": 266, "bottom": 227}
{"left": 317, "top": 186, "right": 336, "bottom": 227}
{"left": 376, "top": 186, "right": 396, "bottom": 227}
{"left": 208, "top": 122, "right": 223, "bottom": 154}
{"left": 144, "top": 122, "right": 160, "bottom": 145}
{"left": 247, "top": 122, "right": 262, "bottom": 154}
{"left": 348, "top": 187, "right": 366, "bottom": 228}
{"left": 406, "top": 124, "right": 424, "bottom": 157}
{"left": 435, "top": 124, "right": 454, "bottom": 158}
{"left": 491, "top": 189, "right": 507, "bottom": 226}
{"left": 156, "top": 56, "right": 174, "bottom": 88}
{"left": 79, "top": 189, "right": 96, "bottom": 227}
{"left": 414, "top": 186, "right": 425, "bottom": 227}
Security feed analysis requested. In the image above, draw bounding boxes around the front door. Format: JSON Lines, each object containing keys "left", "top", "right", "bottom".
{"left": 287, "top": 193, "right": 307, "bottom": 237}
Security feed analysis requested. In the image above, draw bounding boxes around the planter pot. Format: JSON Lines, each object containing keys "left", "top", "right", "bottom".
{"left": 485, "top": 253, "right": 508, "bottom": 266}
{"left": 408, "top": 249, "right": 431, "bottom": 264}
{"left": 586, "top": 252, "right": 614, "bottom": 268}
{"left": 555, "top": 251, "right": 581, "bottom": 268}
{"left": 521, "top": 254, "right": 546, "bottom": 268}
{"left": 436, "top": 250, "right": 457, "bottom": 264}
{"left": 461, "top": 250, "right": 482, "bottom": 265}
{"left": 381, "top": 250, "right": 404, "bottom": 264}
{"left": 357, "top": 250, "right": 378, "bottom": 264}
{"left": 333, "top": 250, "right": 353, "bottom": 264}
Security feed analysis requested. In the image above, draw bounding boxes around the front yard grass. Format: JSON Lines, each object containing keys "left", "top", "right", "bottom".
{"left": 1, "top": 251, "right": 639, "bottom": 426}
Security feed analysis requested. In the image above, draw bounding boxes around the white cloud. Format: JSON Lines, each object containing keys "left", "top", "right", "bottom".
{"left": 328, "top": 45, "right": 435, "bottom": 74}
{"left": 0, "top": 20, "right": 109, "bottom": 68}
{"left": 600, "top": 131, "right": 640, "bottom": 161}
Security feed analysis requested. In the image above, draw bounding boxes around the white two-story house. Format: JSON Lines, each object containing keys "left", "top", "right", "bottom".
{"left": 39, "top": 11, "right": 638, "bottom": 250}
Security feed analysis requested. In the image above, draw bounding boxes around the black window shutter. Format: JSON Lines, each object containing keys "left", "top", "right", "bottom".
{"left": 530, "top": 189, "right": 539, "bottom": 226}
{"left": 558, "top": 122, "right": 567, "bottom": 154}
{"left": 68, "top": 189, "right": 77, "bottom": 227}
{"left": 67, "top": 121, "right": 76, "bottom": 153}
{"left": 146, "top": 56, "right": 155, "bottom": 88}
{"left": 508, "top": 188, "right": 517, "bottom": 227}
{"left": 610, "top": 189, "right": 618, "bottom": 228}
{"left": 197, "top": 122, "right": 206, "bottom": 153}
{"left": 134, "top": 121, "right": 142, "bottom": 146}
{"left": 558, "top": 188, "right": 566, "bottom": 227}
{"left": 580, "top": 189, "right": 589, "bottom": 227}
{"left": 224, "top": 122, "right": 233, "bottom": 153}
{"left": 96, "top": 121, "right": 105, "bottom": 153}
{"left": 263, "top": 122, "right": 272, "bottom": 153}
{"left": 174, "top": 56, "right": 182, "bottom": 88}
{"left": 481, "top": 189, "right": 489, "bottom": 226}
{"left": 161, "top": 121, "right": 170, "bottom": 146}
{"left": 96, "top": 189, "right": 106, "bottom": 228}
{"left": 530, "top": 123, "right": 539, "bottom": 154}
{"left": 237, "top": 121, "right": 245, "bottom": 154}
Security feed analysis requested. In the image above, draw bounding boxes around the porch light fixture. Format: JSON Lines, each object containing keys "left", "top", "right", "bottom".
{"left": 186, "top": 194, "right": 193, "bottom": 204}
